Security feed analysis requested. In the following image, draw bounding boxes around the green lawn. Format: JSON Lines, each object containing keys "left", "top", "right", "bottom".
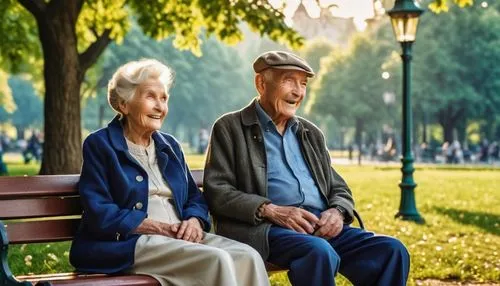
{"left": 3, "top": 157, "right": 499, "bottom": 285}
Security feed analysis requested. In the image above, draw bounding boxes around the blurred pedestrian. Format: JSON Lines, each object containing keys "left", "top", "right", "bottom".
{"left": 198, "top": 128, "right": 209, "bottom": 154}
{"left": 0, "top": 132, "right": 8, "bottom": 175}
{"left": 479, "top": 139, "right": 489, "bottom": 163}
{"left": 23, "top": 131, "right": 42, "bottom": 164}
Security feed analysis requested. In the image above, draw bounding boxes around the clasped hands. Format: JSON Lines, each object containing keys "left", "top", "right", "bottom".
{"left": 136, "top": 217, "right": 204, "bottom": 243}
{"left": 260, "top": 204, "right": 344, "bottom": 239}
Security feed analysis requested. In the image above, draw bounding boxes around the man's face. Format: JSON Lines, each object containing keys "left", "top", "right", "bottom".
{"left": 258, "top": 69, "right": 308, "bottom": 123}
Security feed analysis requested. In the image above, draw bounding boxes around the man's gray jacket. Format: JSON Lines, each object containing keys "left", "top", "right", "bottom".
{"left": 203, "top": 99, "right": 354, "bottom": 259}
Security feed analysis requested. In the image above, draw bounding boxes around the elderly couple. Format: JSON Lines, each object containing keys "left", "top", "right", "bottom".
{"left": 70, "top": 52, "right": 410, "bottom": 286}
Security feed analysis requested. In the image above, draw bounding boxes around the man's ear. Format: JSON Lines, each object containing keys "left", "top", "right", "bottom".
{"left": 255, "top": 74, "right": 265, "bottom": 96}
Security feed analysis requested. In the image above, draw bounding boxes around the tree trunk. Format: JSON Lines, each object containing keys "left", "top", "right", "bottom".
{"left": 36, "top": 3, "right": 82, "bottom": 174}
{"left": 16, "top": 127, "right": 25, "bottom": 140}
{"left": 456, "top": 117, "right": 467, "bottom": 144}
{"left": 19, "top": 1, "right": 112, "bottom": 174}
{"left": 438, "top": 106, "right": 464, "bottom": 145}
{"left": 442, "top": 122, "right": 454, "bottom": 144}
{"left": 422, "top": 111, "right": 428, "bottom": 144}
{"left": 355, "top": 118, "right": 363, "bottom": 166}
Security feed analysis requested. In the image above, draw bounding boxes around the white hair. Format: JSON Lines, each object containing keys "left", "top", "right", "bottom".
{"left": 107, "top": 59, "right": 174, "bottom": 114}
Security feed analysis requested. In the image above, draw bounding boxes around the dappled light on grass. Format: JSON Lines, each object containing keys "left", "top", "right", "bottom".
{"left": 341, "top": 166, "right": 500, "bottom": 284}
{"left": 8, "top": 242, "right": 72, "bottom": 275}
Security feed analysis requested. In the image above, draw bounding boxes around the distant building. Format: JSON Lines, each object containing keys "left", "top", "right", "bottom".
{"left": 291, "top": 3, "right": 356, "bottom": 47}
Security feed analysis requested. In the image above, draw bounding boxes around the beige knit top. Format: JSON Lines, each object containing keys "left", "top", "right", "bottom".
{"left": 126, "top": 138, "right": 181, "bottom": 224}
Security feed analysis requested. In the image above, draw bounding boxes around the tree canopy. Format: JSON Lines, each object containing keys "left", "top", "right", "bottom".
{"left": 306, "top": 27, "right": 398, "bottom": 162}
{"left": 82, "top": 27, "right": 254, "bottom": 141}
{"left": 306, "top": 0, "right": 500, "bottom": 150}
{"left": 413, "top": 3, "right": 500, "bottom": 142}
{"left": 0, "top": 76, "right": 43, "bottom": 138}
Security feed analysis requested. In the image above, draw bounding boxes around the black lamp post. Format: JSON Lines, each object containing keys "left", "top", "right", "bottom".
{"left": 388, "top": 0, "right": 425, "bottom": 223}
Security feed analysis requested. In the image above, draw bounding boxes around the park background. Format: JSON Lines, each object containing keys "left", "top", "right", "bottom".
{"left": 0, "top": 0, "right": 499, "bottom": 285}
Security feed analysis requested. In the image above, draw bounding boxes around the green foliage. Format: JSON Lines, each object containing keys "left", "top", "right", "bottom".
{"left": 413, "top": 3, "right": 500, "bottom": 141}
{"left": 0, "top": 70, "right": 15, "bottom": 114}
{"left": 428, "top": 0, "right": 474, "bottom": 13}
{"left": 82, "top": 27, "right": 254, "bottom": 139}
{"left": 300, "top": 38, "right": 335, "bottom": 76}
{"left": 0, "top": 76, "right": 43, "bottom": 131}
{"left": 0, "top": 0, "right": 304, "bottom": 174}
{"left": 0, "top": 0, "right": 41, "bottom": 73}
{"left": 76, "top": 0, "right": 130, "bottom": 52}
{"left": 128, "top": 0, "right": 302, "bottom": 57}
{"left": 0, "top": 0, "right": 302, "bottom": 103}
{"left": 306, "top": 27, "right": 397, "bottom": 136}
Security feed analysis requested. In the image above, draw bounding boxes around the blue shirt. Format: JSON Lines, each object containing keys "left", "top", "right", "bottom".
{"left": 255, "top": 102, "right": 327, "bottom": 211}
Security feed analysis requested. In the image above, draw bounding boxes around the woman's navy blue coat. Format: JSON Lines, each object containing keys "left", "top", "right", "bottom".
{"left": 69, "top": 116, "right": 211, "bottom": 274}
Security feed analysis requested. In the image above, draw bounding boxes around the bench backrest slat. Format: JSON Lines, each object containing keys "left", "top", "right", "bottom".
{"left": 4, "top": 218, "right": 81, "bottom": 244}
{"left": 0, "top": 175, "right": 79, "bottom": 199}
{"left": 0, "top": 197, "right": 82, "bottom": 219}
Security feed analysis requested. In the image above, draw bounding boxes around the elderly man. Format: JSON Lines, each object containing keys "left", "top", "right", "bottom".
{"left": 204, "top": 51, "right": 410, "bottom": 286}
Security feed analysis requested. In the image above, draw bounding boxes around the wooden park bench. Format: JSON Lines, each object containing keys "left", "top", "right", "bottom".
{"left": 0, "top": 170, "right": 364, "bottom": 286}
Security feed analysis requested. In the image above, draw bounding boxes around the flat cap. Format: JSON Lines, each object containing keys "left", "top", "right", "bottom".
{"left": 253, "top": 51, "right": 315, "bottom": 77}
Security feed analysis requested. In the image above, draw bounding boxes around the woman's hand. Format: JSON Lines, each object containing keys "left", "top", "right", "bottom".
{"left": 134, "top": 218, "right": 177, "bottom": 238}
{"left": 172, "top": 217, "right": 204, "bottom": 243}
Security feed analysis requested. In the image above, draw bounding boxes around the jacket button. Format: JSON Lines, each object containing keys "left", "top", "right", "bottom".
{"left": 136, "top": 175, "right": 143, "bottom": 182}
{"left": 135, "top": 202, "right": 143, "bottom": 210}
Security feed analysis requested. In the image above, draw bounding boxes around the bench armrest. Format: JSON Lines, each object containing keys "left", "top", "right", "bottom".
{"left": 353, "top": 209, "right": 365, "bottom": 229}
{"left": 0, "top": 222, "right": 31, "bottom": 286}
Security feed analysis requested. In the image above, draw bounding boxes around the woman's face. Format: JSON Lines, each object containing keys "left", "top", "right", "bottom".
{"left": 120, "top": 78, "right": 169, "bottom": 133}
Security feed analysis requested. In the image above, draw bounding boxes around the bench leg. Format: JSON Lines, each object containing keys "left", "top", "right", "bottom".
{"left": 0, "top": 222, "right": 32, "bottom": 286}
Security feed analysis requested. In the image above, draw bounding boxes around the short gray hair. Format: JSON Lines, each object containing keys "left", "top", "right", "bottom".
{"left": 107, "top": 59, "right": 174, "bottom": 114}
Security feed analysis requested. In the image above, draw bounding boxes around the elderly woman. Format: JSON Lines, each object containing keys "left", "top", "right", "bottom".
{"left": 70, "top": 59, "right": 269, "bottom": 286}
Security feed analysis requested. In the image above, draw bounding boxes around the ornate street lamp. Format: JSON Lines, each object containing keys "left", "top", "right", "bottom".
{"left": 388, "top": 0, "right": 425, "bottom": 223}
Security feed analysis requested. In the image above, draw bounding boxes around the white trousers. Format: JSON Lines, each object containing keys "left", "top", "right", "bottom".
{"left": 131, "top": 232, "right": 270, "bottom": 286}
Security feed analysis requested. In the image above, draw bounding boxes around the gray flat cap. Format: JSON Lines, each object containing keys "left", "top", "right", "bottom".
{"left": 253, "top": 51, "right": 315, "bottom": 77}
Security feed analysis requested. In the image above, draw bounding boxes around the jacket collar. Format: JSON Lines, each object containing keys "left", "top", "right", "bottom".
{"left": 107, "top": 115, "right": 173, "bottom": 153}
{"left": 241, "top": 98, "right": 303, "bottom": 133}
{"left": 241, "top": 98, "right": 260, "bottom": 127}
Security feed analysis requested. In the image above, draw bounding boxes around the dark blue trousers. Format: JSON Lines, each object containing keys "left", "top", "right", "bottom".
{"left": 267, "top": 214, "right": 410, "bottom": 286}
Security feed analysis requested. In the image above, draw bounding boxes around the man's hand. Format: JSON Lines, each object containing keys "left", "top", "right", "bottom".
{"left": 172, "top": 217, "right": 204, "bottom": 243}
{"left": 313, "top": 208, "right": 344, "bottom": 239}
{"left": 261, "top": 204, "right": 319, "bottom": 234}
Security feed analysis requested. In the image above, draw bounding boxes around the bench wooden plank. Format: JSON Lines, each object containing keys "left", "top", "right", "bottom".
{"left": 4, "top": 219, "right": 80, "bottom": 244}
{"left": 0, "top": 197, "right": 82, "bottom": 219}
{"left": 0, "top": 175, "right": 79, "bottom": 199}
{"left": 17, "top": 273, "right": 160, "bottom": 286}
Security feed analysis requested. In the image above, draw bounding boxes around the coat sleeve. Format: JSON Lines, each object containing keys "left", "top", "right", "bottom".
{"left": 79, "top": 135, "right": 147, "bottom": 240}
{"left": 319, "top": 132, "right": 355, "bottom": 224}
{"left": 173, "top": 141, "right": 211, "bottom": 231}
{"left": 203, "top": 119, "right": 270, "bottom": 225}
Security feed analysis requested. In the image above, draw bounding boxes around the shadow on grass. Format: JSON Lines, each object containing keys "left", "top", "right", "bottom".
{"left": 434, "top": 206, "right": 500, "bottom": 236}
